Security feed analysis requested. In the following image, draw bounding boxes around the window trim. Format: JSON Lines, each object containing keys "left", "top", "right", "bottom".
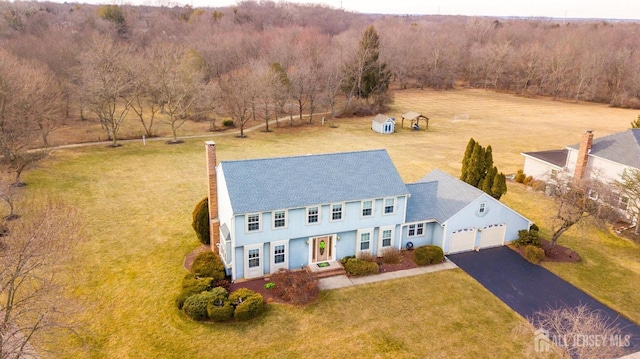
{"left": 407, "top": 222, "right": 425, "bottom": 238}
{"left": 272, "top": 210, "right": 288, "bottom": 229}
{"left": 246, "top": 213, "right": 262, "bottom": 233}
{"left": 356, "top": 228, "right": 374, "bottom": 254}
{"left": 378, "top": 225, "right": 395, "bottom": 252}
{"left": 383, "top": 197, "right": 396, "bottom": 215}
{"left": 361, "top": 200, "right": 374, "bottom": 218}
{"left": 330, "top": 203, "right": 344, "bottom": 222}
{"left": 270, "top": 240, "right": 289, "bottom": 273}
{"left": 306, "top": 206, "right": 321, "bottom": 225}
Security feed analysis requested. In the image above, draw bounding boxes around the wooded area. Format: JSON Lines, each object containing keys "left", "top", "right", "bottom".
{"left": 2, "top": 0, "right": 640, "bottom": 147}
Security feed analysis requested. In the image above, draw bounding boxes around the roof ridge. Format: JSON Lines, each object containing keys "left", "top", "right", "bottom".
{"left": 221, "top": 148, "right": 387, "bottom": 164}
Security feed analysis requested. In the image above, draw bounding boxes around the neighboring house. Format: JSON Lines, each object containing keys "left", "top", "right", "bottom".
{"left": 521, "top": 129, "right": 640, "bottom": 220}
{"left": 206, "top": 141, "right": 531, "bottom": 281}
{"left": 371, "top": 114, "right": 395, "bottom": 134}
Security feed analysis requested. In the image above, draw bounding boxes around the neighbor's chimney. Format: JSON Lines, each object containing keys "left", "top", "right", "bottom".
{"left": 205, "top": 141, "right": 220, "bottom": 247}
{"left": 573, "top": 130, "right": 593, "bottom": 184}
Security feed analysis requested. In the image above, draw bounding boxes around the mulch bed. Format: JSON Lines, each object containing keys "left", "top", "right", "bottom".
{"left": 510, "top": 238, "right": 581, "bottom": 263}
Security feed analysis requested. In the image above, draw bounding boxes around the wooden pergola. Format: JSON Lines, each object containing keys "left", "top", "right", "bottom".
{"left": 401, "top": 111, "right": 430, "bottom": 131}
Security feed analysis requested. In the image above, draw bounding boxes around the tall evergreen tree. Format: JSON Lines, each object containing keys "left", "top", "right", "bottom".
{"left": 491, "top": 172, "right": 508, "bottom": 200}
{"left": 460, "top": 138, "right": 476, "bottom": 181}
{"left": 632, "top": 114, "right": 640, "bottom": 129}
{"left": 343, "top": 25, "right": 391, "bottom": 108}
{"left": 465, "top": 142, "right": 485, "bottom": 187}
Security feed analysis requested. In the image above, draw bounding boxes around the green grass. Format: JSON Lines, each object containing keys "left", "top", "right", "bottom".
{"left": 23, "top": 88, "right": 638, "bottom": 357}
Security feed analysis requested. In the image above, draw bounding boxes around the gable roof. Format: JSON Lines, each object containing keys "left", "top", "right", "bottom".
{"left": 521, "top": 149, "right": 568, "bottom": 168}
{"left": 405, "top": 169, "right": 485, "bottom": 223}
{"left": 221, "top": 149, "right": 410, "bottom": 214}
{"left": 372, "top": 114, "right": 393, "bottom": 123}
{"left": 402, "top": 111, "right": 428, "bottom": 120}
{"left": 567, "top": 129, "right": 640, "bottom": 169}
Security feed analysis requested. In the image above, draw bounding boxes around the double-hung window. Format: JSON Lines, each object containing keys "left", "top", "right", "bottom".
{"left": 383, "top": 198, "right": 395, "bottom": 214}
{"left": 408, "top": 223, "right": 424, "bottom": 237}
{"left": 273, "top": 210, "right": 287, "bottom": 229}
{"left": 361, "top": 200, "right": 373, "bottom": 217}
{"left": 247, "top": 213, "right": 261, "bottom": 232}
{"left": 307, "top": 206, "right": 320, "bottom": 224}
{"left": 331, "top": 203, "right": 343, "bottom": 221}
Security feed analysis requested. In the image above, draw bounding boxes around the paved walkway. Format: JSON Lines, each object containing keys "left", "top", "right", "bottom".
{"left": 449, "top": 246, "right": 640, "bottom": 354}
{"left": 318, "top": 260, "right": 457, "bottom": 290}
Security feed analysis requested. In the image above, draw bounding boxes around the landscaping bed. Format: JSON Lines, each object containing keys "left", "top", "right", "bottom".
{"left": 510, "top": 238, "right": 580, "bottom": 263}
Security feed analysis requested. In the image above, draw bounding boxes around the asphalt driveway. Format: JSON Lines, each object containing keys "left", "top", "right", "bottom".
{"left": 448, "top": 246, "right": 640, "bottom": 351}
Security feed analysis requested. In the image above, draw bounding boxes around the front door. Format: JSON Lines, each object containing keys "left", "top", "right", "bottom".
{"left": 312, "top": 235, "right": 333, "bottom": 263}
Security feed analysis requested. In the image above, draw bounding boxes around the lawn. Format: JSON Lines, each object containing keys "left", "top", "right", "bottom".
{"left": 23, "top": 88, "right": 637, "bottom": 357}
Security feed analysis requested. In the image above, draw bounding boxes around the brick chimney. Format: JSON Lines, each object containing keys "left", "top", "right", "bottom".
{"left": 573, "top": 130, "right": 593, "bottom": 184}
{"left": 205, "top": 141, "right": 220, "bottom": 247}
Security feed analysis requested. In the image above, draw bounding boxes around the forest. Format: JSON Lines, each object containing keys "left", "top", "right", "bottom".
{"left": 1, "top": 0, "right": 640, "bottom": 148}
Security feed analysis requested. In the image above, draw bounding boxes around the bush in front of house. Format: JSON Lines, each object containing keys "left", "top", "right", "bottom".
{"left": 191, "top": 251, "right": 226, "bottom": 281}
{"left": 340, "top": 255, "right": 355, "bottom": 266}
{"left": 343, "top": 257, "right": 379, "bottom": 276}
{"left": 515, "top": 169, "right": 526, "bottom": 183}
{"left": 524, "top": 245, "right": 545, "bottom": 263}
{"left": 413, "top": 245, "right": 444, "bottom": 266}
{"left": 191, "top": 197, "right": 210, "bottom": 244}
{"left": 176, "top": 274, "right": 214, "bottom": 309}
{"left": 183, "top": 291, "right": 218, "bottom": 321}
{"left": 229, "top": 288, "right": 264, "bottom": 321}
{"left": 206, "top": 287, "right": 234, "bottom": 322}
{"left": 515, "top": 225, "right": 541, "bottom": 247}
{"left": 380, "top": 247, "right": 403, "bottom": 264}
{"left": 270, "top": 269, "right": 319, "bottom": 305}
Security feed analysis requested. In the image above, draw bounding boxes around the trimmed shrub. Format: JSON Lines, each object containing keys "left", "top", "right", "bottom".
{"left": 207, "top": 300, "right": 234, "bottom": 322}
{"left": 413, "top": 245, "right": 444, "bottom": 266}
{"left": 514, "top": 169, "right": 526, "bottom": 183}
{"left": 524, "top": 245, "right": 545, "bottom": 264}
{"left": 380, "top": 247, "right": 403, "bottom": 264}
{"left": 206, "top": 287, "right": 233, "bottom": 322}
{"left": 229, "top": 288, "right": 264, "bottom": 321}
{"left": 234, "top": 295, "right": 265, "bottom": 321}
{"left": 191, "top": 197, "right": 210, "bottom": 244}
{"left": 343, "top": 258, "right": 379, "bottom": 276}
{"left": 271, "top": 269, "right": 319, "bottom": 305}
{"left": 340, "top": 255, "right": 355, "bottom": 266}
{"left": 176, "top": 274, "right": 213, "bottom": 309}
{"left": 183, "top": 291, "right": 217, "bottom": 321}
{"left": 523, "top": 176, "right": 534, "bottom": 186}
{"left": 191, "top": 251, "right": 226, "bottom": 281}
{"left": 515, "top": 227, "right": 541, "bottom": 248}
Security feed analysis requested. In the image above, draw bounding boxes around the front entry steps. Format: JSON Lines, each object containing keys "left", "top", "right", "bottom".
{"left": 306, "top": 260, "right": 346, "bottom": 279}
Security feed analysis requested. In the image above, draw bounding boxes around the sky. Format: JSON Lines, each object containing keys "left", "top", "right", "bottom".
{"left": 127, "top": 0, "right": 640, "bottom": 20}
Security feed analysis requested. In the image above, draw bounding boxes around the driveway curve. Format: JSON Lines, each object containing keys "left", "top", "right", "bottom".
{"left": 448, "top": 246, "right": 640, "bottom": 351}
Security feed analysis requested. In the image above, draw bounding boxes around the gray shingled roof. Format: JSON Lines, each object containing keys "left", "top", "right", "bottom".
{"left": 522, "top": 149, "right": 568, "bottom": 168}
{"left": 405, "top": 169, "right": 484, "bottom": 223}
{"left": 221, "top": 149, "right": 410, "bottom": 214}
{"left": 567, "top": 129, "right": 640, "bottom": 169}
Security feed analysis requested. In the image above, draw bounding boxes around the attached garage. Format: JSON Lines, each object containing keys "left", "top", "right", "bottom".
{"left": 448, "top": 228, "right": 476, "bottom": 254}
{"left": 479, "top": 223, "right": 506, "bottom": 249}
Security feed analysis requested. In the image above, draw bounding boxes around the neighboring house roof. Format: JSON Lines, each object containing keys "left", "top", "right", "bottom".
{"left": 567, "top": 129, "right": 640, "bottom": 169}
{"left": 521, "top": 149, "right": 568, "bottom": 168}
{"left": 372, "top": 114, "right": 393, "bottom": 123}
{"left": 221, "top": 149, "right": 410, "bottom": 214}
{"left": 405, "top": 169, "right": 484, "bottom": 223}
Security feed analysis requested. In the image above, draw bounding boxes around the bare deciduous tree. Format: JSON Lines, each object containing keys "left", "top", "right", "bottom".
{"left": 614, "top": 168, "right": 640, "bottom": 235}
{"left": 531, "top": 305, "right": 630, "bottom": 359}
{"left": 80, "top": 35, "right": 134, "bottom": 147}
{"left": 218, "top": 68, "right": 254, "bottom": 138}
{"left": 0, "top": 50, "right": 61, "bottom": 183}
{"left": 1, "top": 198, "right": 83, "bottom": 358}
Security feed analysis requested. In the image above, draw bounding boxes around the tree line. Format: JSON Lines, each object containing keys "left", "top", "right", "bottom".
{"left": 1, "top": 0, "right": 640, "bottom": 151}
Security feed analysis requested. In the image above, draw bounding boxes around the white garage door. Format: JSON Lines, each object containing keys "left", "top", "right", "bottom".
{"left": 448, "top": 228, "right": 476, "bottom": 254}
{"left": 479, "top": 224, "right": 506, "bottom": 249}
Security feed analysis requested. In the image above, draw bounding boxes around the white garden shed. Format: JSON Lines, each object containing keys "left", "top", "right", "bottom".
{"left": 371, "top": 114, "right": 395, "bottom": 134}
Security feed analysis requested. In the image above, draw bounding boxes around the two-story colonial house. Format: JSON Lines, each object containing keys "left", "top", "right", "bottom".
{"left": 206, "top": 141, "right": 531, "bottom": 281}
